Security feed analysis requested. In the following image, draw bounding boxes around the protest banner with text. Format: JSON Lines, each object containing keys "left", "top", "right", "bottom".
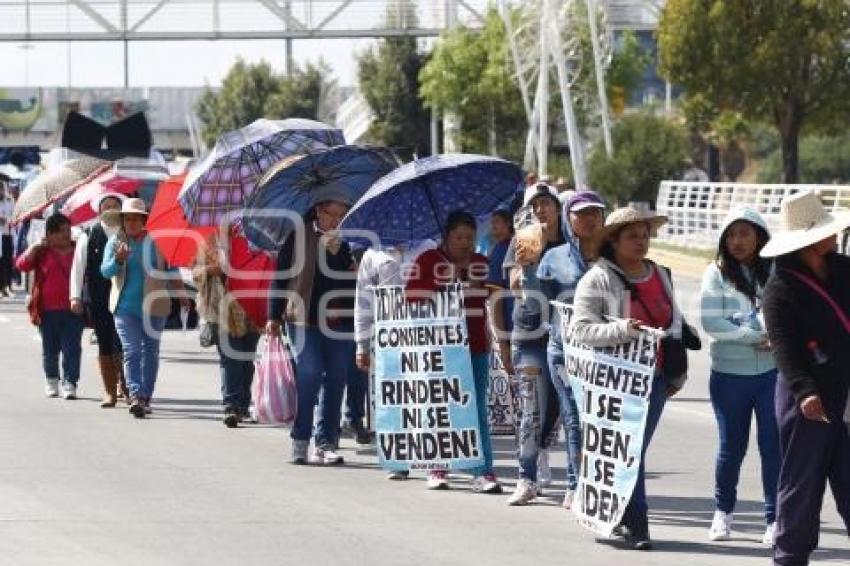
{"left": 553, "top": 302, "right": 660, "bottom": 537}
{"left": 374, "top": 284, "right": 484, "bottom": 472}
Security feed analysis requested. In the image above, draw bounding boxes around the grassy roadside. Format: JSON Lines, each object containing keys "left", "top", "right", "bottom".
{"left": 649, "top": 240, "right": 714, "bottom": 280}
{"left": 651, "top": 240, "right": 716, "bottom": 261}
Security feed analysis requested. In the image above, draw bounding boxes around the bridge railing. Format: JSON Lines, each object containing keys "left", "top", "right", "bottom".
{"left": 655, "top": 181, "right": 850, "bottom": 251}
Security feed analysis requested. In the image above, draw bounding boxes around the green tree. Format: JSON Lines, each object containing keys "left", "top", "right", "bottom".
{"left": 196, "top": 59, "right": 333, "bottom": 147}
{"left": 758, "top": 133, "right": 850, "bottom": 184}
{"left": 658, "top": 0, "right": 850, "bottom": 182}
{"left": 266, "top": 61, "right": 332, "bottom": 121}
{"left": 419, "top": 8, "right": 527, "bottom": 160}
{"left": 588, "top": 112, "right": 688, "bottom": 204}
{"left": 358, "top": 37, "right": 431, "bottom": 161}
{"left": 196, "top": 59, "right": 282, "bottom": 147}
{"left": 606, "top": 31, "right": 652, "bottom": 116}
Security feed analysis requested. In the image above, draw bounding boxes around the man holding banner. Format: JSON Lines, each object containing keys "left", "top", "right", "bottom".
{"left": 568, "top": 206, "right": 688, "bottom": 550}
{"left": 375, "top": 211, "right": 500, "bottom": 493}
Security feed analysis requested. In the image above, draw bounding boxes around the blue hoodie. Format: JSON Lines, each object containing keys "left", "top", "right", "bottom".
{"left": 536, "top": 205, "right": 592, "bottom": 354}
{"left": 698, "top": 208, "right": 776, "bottom": 376}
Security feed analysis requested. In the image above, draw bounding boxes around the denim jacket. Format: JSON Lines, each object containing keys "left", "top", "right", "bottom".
{"left": 537, "top": 211, "right": 591, "bottom": 356}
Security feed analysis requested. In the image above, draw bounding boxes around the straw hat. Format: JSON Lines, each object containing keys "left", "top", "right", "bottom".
{"left": 120, "top": 198, "right": 149, "bottom": 216}
{"left": 90, "top": 192, "right": 127, "bottom": 213}
{"left": 760, "top": 191, "right": 850, "bottom": 257}
{"left": 598, "top": 206, "right": 667, "bottom": 242}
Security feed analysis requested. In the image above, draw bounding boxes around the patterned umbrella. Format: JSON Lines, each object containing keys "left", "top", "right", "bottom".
{"left": 12, "top": 156, "right": 111, "bottom": 225}
{"left": 60, "top": 172, "right": 142, "bottom": 226}
{"left": 339, "top": 154, "right": 524, "bottom": 247}
{"left": 241, "top": 145, "right": 398, "bottom": 251}
{"left": 178, "top": 118, "right": 344, "bottom": 227}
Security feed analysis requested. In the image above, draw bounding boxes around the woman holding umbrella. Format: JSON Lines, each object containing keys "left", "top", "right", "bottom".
{"left": 101, "top": 198, "right": 188, "bottom": 419}
{"left": 70, "top": 192, "right": 129, "bottom": 408}
{"left": 266, "top": 190, "right": 358, "bottom": 465}
{"left": 406, "top": 210, "right": 502, "bottom": 493}
{"left": 194, "top": 229, "right": 262, "bottom": 428}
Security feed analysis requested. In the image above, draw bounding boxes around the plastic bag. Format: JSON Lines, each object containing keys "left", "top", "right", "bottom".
{"left": 252, "top": 335, "right": 297, "bottom": 425}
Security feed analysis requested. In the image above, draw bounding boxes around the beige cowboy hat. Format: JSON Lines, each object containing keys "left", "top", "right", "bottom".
{"left": 597, "top": 205, "right": 668, "bottom": 242}
{"left": 760, "top": 191, "right": 850, "bottom": 257}
{"left": 120, "top": 197, "right": 149, "bottom": 216}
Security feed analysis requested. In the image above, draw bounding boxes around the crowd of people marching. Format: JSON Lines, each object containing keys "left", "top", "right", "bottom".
{"left": 2, "top": 163, "right": 848, "bottom": 564}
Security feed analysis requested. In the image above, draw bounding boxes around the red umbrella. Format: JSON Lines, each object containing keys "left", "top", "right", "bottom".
{"left": 61, "top": 171, "right": 143, "bottom": 225}
{"left": 148, "top": 173, "right": 215, "bottom": 267}
{"left": 225, "top": 231, "right": 274, "bottom": 329}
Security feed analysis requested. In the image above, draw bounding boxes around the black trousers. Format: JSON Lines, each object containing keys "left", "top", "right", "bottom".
{"left": 0, "top": 234, "right": 12, "bottom": 290}
{"left": 774, "top": 378, "right": 850, "bottom": 565}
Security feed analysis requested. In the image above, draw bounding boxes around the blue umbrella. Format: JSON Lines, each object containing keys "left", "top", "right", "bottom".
{"left": 339, "top": 154, "right": 524, "bottom": 247}
{"left": 241, "top": 145, "right": 399, "bottom": 251}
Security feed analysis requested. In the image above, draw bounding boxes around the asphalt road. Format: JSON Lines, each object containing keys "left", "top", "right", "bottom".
{"left": 0, "top": 275, "right": 847, "bottom": 566}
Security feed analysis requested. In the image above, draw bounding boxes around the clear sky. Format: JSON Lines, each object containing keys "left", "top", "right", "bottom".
{"left": 0, "top": 38, "right": 375, "bottom": 88}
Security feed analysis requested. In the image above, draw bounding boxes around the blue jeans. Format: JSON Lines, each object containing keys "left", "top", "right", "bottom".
{"left": 622, "top": 372, "right": 668, "bottom": 530}
{"left": 470, "top": 352, "right": 495, "bottom": 477}
{"left": 512, "top": 341, "right": 555, "bottom": 482}
{"left": 39, "top": 310, "right": 84, "bottom": 383}
{"left": 115, "top": 313, "right": 166, "bottom": 400}
{"left": 547, "top": 341, "right": 583, "bottom": 490}
{"left": 710, "top": 369, "right": 780, "bottom": 524}
{"left": 217, "top": 331, "right": 260, "bottom": 412}
{"left": 345, "top": 364, "right": 368, "bottom": 425}
{"left": 287, "top": 324, "right": 354, "bottom": 449}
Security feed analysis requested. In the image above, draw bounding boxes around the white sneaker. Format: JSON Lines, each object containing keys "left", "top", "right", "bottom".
{"left": 313, "top": 446, "right": 344, "bottom": 465}
{"left": 471, "top": 473, "right": 503, "bottom": 494}
{"left": 708, "top": 510, "right": 733, "bottom": 541}
{"left": 537, "top": 449, "right": 552, "bottom": 488}
{"left": 45, "top": 379, "right": 60, "bottom": 398}
{"left": 290, "top": 440, "right": 309, "bottom": 465}
{"left": 60, "top": 381, "right": 77, "bottom": 400}
{"left": 762, "top": 522, "right": 776, "bottom": 545}
{"left": 562, "top": 489, "right": 576, "bottom": 510}
{"left": 426, "top": 471, "right": 449, "bottom": 490}
{"left": 507, "top": 479, "right": 538, "bottom": 506}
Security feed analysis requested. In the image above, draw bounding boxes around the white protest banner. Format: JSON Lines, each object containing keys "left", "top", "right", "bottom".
{"left": 553, "top": 301, "right": 660, "bottom": 537}
{"left": 373, "top": 284, "right": 485, "bottom": 472}
{"left": 487, "top": 345, "right": 518, "bottom": 436}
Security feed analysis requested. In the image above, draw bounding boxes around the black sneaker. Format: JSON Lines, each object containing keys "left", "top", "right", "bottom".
{"left": 223, "top": 408, "right": 239, "bottom": 428}
{"left": 627, "top": 523, "right": 652, "bottom": 551}
{"left": 129, "top": 401, "right": 145, "bottom": 419}
{"left": 351, "top": 421, "right": 374, "bottom": 445}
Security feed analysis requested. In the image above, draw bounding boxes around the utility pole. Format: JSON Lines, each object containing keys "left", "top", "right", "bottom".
{"left": 585, "top": 0, "right": 613, "bottom": 157}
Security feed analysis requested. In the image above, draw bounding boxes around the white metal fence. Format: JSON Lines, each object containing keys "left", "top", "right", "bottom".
{"left": 655, "top": 181, "right": 850, "bottom": 250}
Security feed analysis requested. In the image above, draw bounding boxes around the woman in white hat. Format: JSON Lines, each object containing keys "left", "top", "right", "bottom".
{"left": 70, "top": 192, "right": 128, "bottom": 408}
{"left": 101, "top": 198, "right": 185, "bottom": 419}
{"left": 699, "top": 208, "right": 779, "bottom": 544}
{"left": 760, "top": 191, "right": 850, "bottom": 566}
{"left": 571, "top": 205, "right": 688, "bottom": 550}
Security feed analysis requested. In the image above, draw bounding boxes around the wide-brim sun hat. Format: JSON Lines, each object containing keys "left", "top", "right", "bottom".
{"left": 90, "top": 192, "right": 128, "bottom": 214}
{"left": 120, "top": 197, "right": 149, "bottom": 216}
{"left": 597, "top": 206, "right": 667, "bottom": 242}
{"left": 760, "top": 190, "right": 850, "bottom": 258}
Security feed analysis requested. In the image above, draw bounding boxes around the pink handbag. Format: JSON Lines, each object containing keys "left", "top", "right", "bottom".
{"left": 253, "top": 335, "right": 297, "bottom": 425}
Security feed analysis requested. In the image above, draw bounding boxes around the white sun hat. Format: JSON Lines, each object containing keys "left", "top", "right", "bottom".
{"left": 760, "top": 191, "right": 850, "bottom": 258}
{"left": 119, "top": 197, "right": 149, "bottom": 216}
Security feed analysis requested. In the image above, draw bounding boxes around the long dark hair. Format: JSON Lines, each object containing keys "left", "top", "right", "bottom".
{"left": 717, "top": 221, "right": 771, "bottom": 303}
